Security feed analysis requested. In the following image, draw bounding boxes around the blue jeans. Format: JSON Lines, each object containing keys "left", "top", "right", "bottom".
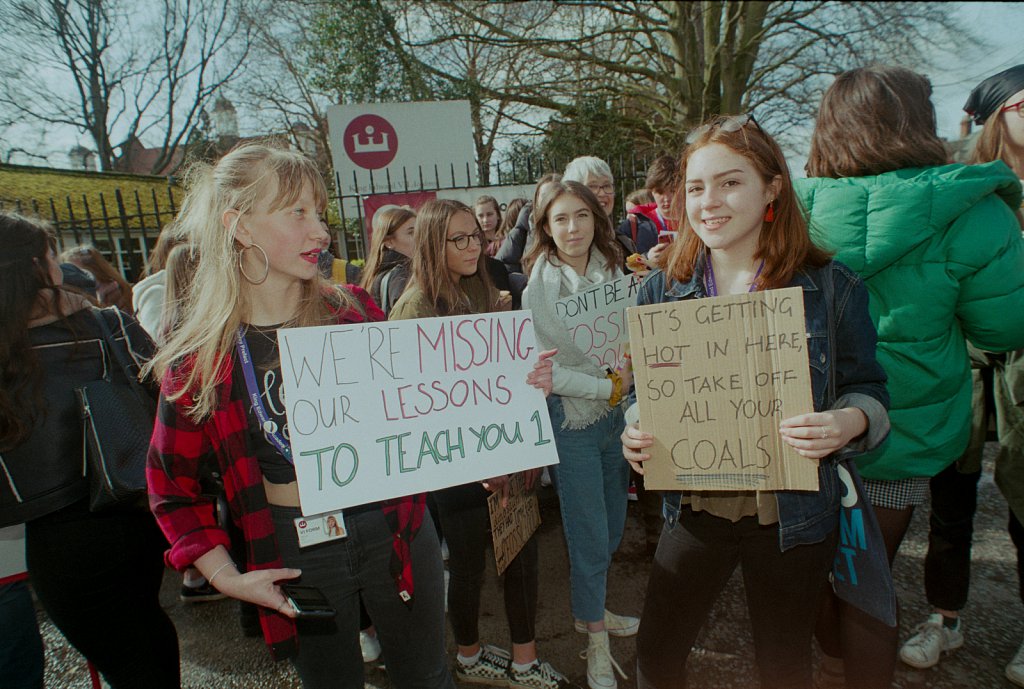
{"left": 548, "top": 397, "right": 628, "bottom": 622}
{"left": 0, "top": 580, "right": 44, "bottom": 689}
{"left": 271, "top": 504, "right": 453, "bottom": 689}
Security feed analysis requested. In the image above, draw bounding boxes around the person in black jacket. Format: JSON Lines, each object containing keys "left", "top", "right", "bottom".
{"left": 0, "top": 213, "right": 180, "bottom": 688}
{"left": 496, "top": 172, "right": 562, "bottom": 275}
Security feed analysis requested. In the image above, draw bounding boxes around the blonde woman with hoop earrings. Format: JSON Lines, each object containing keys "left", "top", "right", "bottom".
{"left": 145, "top": 143, "right": 454, "bottom": 689}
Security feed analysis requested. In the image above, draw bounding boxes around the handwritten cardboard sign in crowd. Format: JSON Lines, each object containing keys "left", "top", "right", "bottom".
{"left": 278, "top": 311, "right": 559, "bottom": 515}
{"left": 487, "top": 472, "right": 541, "bottom": 575}
{"left": 627, "top": 287, "right": 818, "bottom": 491}
{"left": 556, "top": 274, "right": 641, "bottom": 369}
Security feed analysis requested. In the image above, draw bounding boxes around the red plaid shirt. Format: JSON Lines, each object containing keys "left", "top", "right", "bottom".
{"left": 147, "top": 288, "right": 425, "bottom": 660}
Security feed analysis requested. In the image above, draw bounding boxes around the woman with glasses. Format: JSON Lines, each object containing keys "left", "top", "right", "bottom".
{"left": 896, "top": 64, "right": 1024, "bottom": 686}
{"left": 389, "top": 199, "right": 566, "bottom": 689}
{"left": 797, "top": 65, "right": 1024, "bottom": 689}
{"left": 523, "top": 181, "right": 637, "bottom": 689}
{"left": 621, "top": 113, "right": 890, "bottom": 689}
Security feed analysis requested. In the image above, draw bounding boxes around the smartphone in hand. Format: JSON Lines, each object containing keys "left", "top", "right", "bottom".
{"left": 280, "top": 583, "right": 337, "bottom": 619}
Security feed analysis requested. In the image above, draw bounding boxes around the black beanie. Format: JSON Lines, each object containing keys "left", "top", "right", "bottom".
{"left": 964, "top": 64, "right": 1024, "bottom": 125}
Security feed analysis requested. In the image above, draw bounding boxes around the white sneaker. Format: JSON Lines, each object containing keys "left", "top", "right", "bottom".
{"left": 1007, "top": 638, "right": 1024, "bottom": 687}
{"left": 541, "top": 467, "right": 552, "bottom": 487}
{"left": 360, "top": 630, "right": 381, "bottom": 663}
{"left": 898, "top": 613, "right": 964, "bottom": 669}
{"left": 573, "top": 610, "right": 640, "bottom": 638}
{"left": 582, "top": 630, "right": 626, "bottom": 689}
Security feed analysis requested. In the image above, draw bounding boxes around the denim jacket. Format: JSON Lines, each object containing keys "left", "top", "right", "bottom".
{"left": 631, "top": 259, "right": 890, "bottom": 551}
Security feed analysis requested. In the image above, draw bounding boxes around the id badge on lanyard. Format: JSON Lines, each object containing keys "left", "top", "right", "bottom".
{"left": 294, "top": 510, "right": 347, "bottom": 548}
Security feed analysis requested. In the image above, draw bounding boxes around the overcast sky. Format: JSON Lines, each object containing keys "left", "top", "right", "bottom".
{"left": 9, "top": 2, "right": 1024, "bottom": 173}
{"left": 929, "top": 2, "right": 1024, "bottom": 140}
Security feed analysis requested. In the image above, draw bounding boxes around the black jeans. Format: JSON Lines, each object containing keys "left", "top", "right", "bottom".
{"left": 0, "top": 580, "right": 44, "bottom": 689}
{"left": 271, "top": 504, "right": 453, "bottom": 689}
{"left": 926, "top": 461, "right": 1024, "bottom": 609}
{"left": 25, "top": 501, "right": 180, "bottom": 689}
{"left": 637, "top": 506, "right": 835, "bottom": 689}
{"left": 432, "top": 482, "right": 539, "bottom": 646}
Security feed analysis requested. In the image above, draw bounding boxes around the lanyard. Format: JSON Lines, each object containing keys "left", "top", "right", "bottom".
{"left": 236, "top": 326, "right": 293, "bottom": 464}
{"left": 703, "top": 255, "right": 765, "bottom": 297}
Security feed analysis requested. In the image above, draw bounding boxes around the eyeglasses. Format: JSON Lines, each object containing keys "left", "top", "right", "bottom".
{"left": 586, "top": 182, "right": 614, "bottom": 195}
{"left": 446, "top": 231, "right": 484, "bottom": 250}
{"left": 1001, "top": 98, "right": 1024, "bottom": 118}
{"left": 686, "top": 113, "right": 764, "bottom": 144}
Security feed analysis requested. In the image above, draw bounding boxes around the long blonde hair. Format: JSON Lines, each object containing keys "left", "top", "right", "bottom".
{"left": 359, "top": 205, "right": 417, "bottom": 291}
{"left": 145, "top": 143, "right": 361, "bottom": 419}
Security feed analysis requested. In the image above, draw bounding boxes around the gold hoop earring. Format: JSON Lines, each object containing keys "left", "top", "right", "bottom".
{"left": 238, "top": 243, "right": 270, "bottom": 285}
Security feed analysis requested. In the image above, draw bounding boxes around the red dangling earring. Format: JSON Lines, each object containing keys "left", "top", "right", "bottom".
{"left": 763, "top": 201, "right": 775, "bottom": 223}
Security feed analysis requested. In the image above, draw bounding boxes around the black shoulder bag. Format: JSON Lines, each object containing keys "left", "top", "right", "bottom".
{"left": 75, "top": 308, "right": 156, "bottom": 511}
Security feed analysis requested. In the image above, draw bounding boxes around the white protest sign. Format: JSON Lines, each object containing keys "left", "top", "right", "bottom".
{"left": 278, "top": 311, "right": 559, "bottom": 515}
{"left": 556, "top": 274, "right": 641, "bottom": 370}
{"left": 627, "top": 287, "right": 818, "bottom": 491}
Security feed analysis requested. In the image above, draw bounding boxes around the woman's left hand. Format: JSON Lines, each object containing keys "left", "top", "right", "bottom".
{"left": 779, "top": 408, "right": 868, "bottom": 459}
{"left": 526, "top": 348, "right": 558, "bottom": 396}
{"left": 482, "top": 474, "right": 511, "bottom": 507}
{"left": 494, "top": 290, "right": 513, "bottom": 312}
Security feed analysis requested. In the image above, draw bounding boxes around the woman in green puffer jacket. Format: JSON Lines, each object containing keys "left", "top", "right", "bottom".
{"left": 796, "top": 65, "right": 1024, "bottom": 689}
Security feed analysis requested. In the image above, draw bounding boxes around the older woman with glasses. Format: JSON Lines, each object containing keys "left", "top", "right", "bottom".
{"left": 563, "top": 157, "right": 617, "bottom": 220}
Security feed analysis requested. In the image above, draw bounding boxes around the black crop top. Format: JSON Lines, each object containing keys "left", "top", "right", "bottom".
{"left": 238, "top": 323, "right": 295, "bottom": 484}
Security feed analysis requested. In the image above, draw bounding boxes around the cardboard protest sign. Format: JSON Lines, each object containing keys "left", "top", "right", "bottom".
{"left": 627, "top": 287, "right": 817, "bottom": 491}
{"left": 556, "top": 274, "right": 641, "bottom": 370}
{"left": 278, "top": 311, "right": 559, "bottom": 515}
{"left": 487, "top": 472, "right": 541, "bottom": 575}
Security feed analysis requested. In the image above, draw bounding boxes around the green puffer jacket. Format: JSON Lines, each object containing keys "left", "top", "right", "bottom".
{"left": 796, "top": 162, "right": 1024, "bottom": 480}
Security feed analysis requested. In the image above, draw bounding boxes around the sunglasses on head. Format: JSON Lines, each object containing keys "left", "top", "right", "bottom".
{"left": 686, "top": 113, "right": 764, "bottom": 145}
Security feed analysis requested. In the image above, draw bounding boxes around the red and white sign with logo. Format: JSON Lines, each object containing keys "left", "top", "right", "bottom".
{"left": 343, "top": 114, "right": 398, "bottom": 170}
{"left": 328, "top": 101, "right": 475, "bottom": 195}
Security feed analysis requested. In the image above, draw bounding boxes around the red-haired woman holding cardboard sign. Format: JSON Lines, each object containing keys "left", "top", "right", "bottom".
{"left": 621, "top": 117, "right": 889, "bottom": 689}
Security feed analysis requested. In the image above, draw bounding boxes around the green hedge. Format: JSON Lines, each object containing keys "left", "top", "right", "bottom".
{"left": 0, "top": 163, "right": 181, "bottom": 230}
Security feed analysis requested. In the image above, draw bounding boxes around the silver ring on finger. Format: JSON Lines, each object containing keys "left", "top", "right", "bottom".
{"left": 821, "top": 426, "right": 828, "bottom": 439}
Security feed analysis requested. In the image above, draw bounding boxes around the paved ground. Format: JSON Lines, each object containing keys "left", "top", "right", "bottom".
{"left": 39, "top": 444, "right": 1023, "bottom": 688}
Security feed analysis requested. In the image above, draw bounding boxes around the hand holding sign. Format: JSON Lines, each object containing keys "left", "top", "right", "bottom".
{"left": 621, "top": 422, "right": 653, "bottom": 475}
{"left": 779, "top": 408, "right": 868, "bottom": 459}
